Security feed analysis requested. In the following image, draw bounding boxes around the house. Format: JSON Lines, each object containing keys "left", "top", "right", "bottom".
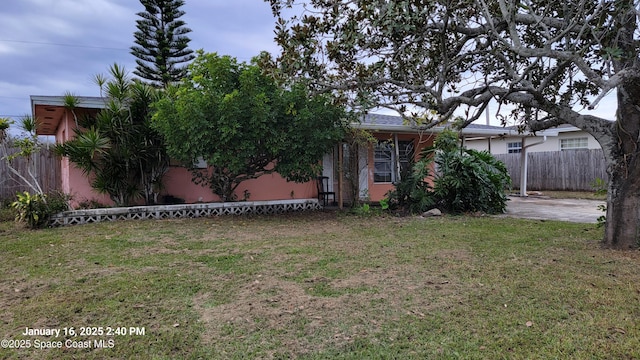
{"left": 321, "top": 114, "right": 517, "bottom": 203}
{"left": 32, "top": 95, "right": 316, "bottom": 207}
{"left": 463, "top": 124, "right": 601, "bottom": 154}
{"left": 32, "top": 96, "right": 512, "bottom": 207}
{"left": 462, "top": 123, "right": 604, "bottom": 194}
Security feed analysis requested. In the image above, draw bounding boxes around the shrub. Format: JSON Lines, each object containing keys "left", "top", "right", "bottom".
{"left": 384, "top": 129, "right": 510, "bottom": 215}
{"left": 0, "top": 198, "right": 16, "bottom": 222}
{"left": 350, "top": 202, "right": 384, "bottom": 217}
{"left": 76, "top": 199, "right": 110, "bottom": 210}
{"left": 0, "top": 209, "right": 15, "bottom": 222}
{"left": 434, "top": 147, "right": 511, "bottom": 214}
{"left": 46, "top": 191, "right": 72, "bottom": 214}
{"left": 12, "top": 191, "right": 70, "bottom": 229}
{"left": 1, "top": 197, "right": 13, "bottom": 208}
{"left": 162, "top": 195, "right": 185, "bottom": 205}
{"left": 385, "top": 154, "right": 435, "bottom": 214}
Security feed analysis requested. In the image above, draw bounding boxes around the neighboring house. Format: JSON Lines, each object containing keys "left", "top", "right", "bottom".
{"left": 463, "top": 123, "right": 604, "bottom": 194}
{"left": 32, "top": 96, "right": 512, "bottom": 206}
{"left": 464, "top": 124, "right": 601, "bottom": 154}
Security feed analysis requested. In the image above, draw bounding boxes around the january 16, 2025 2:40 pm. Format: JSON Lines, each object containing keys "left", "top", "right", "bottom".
{"left": 1, "top": 326, "right": 146, "bottom": 350}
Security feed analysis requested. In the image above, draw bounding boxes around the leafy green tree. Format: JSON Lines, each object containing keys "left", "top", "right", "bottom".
{"left": 56, "top": 64, "right": 169, "bottom": 206}
{"left": 267, "top": 0, "right": 640, "bottom": 249}
{"left": 152, "top": 51, "right": 348, "bottom": 201}
{"left": 130, "top": 0, "right": 195, "bottom": 87}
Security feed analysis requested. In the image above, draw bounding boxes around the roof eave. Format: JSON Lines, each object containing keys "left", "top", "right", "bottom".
{"left": 350, "top": 122, "right": 423, "bottom": 133}
{"left": 31, "top": 96, "right": 107, "bottom": 136}
{"left": 351, "top": 122, "right": 525, "bottom": 137}
{"left": 30, "top": 95, "right": 108, "bottom": 111}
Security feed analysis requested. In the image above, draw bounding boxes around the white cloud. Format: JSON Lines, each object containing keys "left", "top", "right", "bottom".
{"left": 0, "top": 81, "right": 42, "bottom": 97}
{"left": 0, "top": 3, "right": 75, "bottom": 39}
{"left": 0, "top": 43, "right": 21, "bottom": 56}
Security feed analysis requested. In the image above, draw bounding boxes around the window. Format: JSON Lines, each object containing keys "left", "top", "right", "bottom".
{"left": 561, "top": 137, "right": 588, "bottom": 150}
{"left": 398, "top": 141, "right": 415, "bottom": 177}
{"left": 193, "top": 156, "right": 208, "bottom": 169}
{"left": 374, "top": 140, "right": 414, "bottom": 183}
{"left": 374, "top": 143, "right": 393, "bottom": 183}
{"left": 507, "top": 142, "right": 522, "bottom": 154}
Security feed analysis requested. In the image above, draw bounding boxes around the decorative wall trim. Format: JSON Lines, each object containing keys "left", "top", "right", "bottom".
{"left": 49, "top": 199, "right": 322, "bottom": 227}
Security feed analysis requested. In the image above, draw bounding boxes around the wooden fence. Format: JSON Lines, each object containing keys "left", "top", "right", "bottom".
{"left": 0, "top": 145, "right": 60, "bottom": 200}
{"left": 495, "top": 149, "right": 608, "bottom": 191}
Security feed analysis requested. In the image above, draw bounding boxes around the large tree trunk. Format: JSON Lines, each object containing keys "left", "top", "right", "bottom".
{"left": 604, "top": 172, "right": 640, "bottom": 249}
{"left": 602, "top": 80, "right": 640, "bottom": 249}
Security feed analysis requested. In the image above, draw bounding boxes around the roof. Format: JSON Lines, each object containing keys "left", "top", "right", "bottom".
{"left": 31, "top": 94, "right": 583, "bottom": 138}
{"left": 354, "top": 113, "right": 518, "bottom": 136}
{"left": 32, "top": 96, "right": 107, "bottom": 135}
{"left": 355, "top": 113, "right": 583, "bottom": 137}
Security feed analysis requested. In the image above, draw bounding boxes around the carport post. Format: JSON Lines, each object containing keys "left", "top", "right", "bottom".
{"left": 520, "top": 137, "right": 528, "bottom": 197}
{"left": 519, "top": 135, "right": 547, "bottom": 197}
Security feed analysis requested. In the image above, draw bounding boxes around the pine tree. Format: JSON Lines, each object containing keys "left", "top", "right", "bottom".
{"left": 130, "top": 0, "right": 195, "bottom": 87}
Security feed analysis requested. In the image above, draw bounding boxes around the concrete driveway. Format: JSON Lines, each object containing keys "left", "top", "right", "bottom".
{"left": 502, "top": 196, "right": 606, "bottom": 223}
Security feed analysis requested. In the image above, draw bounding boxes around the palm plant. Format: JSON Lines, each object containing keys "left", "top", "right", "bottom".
{"left": 55, "top": 64, "right": 168, "bottom": 206}
{"left": 0, "top": 117, "right": 11, "bottom": 142}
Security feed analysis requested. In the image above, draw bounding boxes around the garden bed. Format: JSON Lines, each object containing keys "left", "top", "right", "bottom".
{"left": 49, "top": 198, "right": 321, "bottom": 227}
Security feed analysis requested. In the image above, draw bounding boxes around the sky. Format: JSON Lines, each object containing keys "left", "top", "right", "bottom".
{"left": 0, "top": 0, "right": 617, "bottom": 135}
{"left": 0, "top": 0, "right": 280, "bottom": 131}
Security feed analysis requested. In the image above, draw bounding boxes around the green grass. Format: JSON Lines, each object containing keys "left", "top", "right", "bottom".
{"left": 1, "top": 212, "right": 639, "bottom": 359}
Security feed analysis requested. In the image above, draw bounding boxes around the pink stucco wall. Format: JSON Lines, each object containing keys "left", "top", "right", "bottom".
{"left": 66, "top": 160, "right": 317, "bottom": 208}
{"left": 67, "top": 164, "right": 112, "bottom": 207}
{"left": 67, "top": 163, "right": 315, "bottom": 207}
{"left": 162, "top": 166, "right": 316, "bottom": 203}
{"left": 57, "top": 112, "right": 317, "bottom": 208}
{"left": 59, "top": 110, "right": 112, "bottom": 207}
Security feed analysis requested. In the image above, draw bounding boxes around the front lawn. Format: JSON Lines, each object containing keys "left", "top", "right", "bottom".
{"left": 1, "top": 213, "right": 638, "bottom": 359}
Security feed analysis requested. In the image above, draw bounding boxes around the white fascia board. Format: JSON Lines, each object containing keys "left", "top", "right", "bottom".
{"left": 349, "top": 122, "right": 423, "bottom": 133}
{"left": 350, "top": 121, "right": 574, "bottom": 138}
{"left": 457, "top": 127, "right": 519, "bottom": 136}
{"left": 30, "top": 95, "right": 108, "bottom": 110}
{"left": 352, "top": 122, "right": 527, "bottom": 136}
